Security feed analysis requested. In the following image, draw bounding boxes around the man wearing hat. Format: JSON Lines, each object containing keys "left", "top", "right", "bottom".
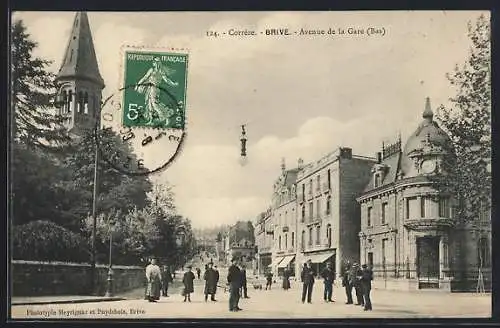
{"left": 203, "top": 261, "right": 218, "bottom": 302}
{"left": 360, "top": 264, "right": 373, "bottom": 311}
{"left": 300, "top": 259, "right": 316, "bottom": 304}
{"left": 341, "top": 260, "right": 353, "bottom": 304}
{"left": 321, "top": 262, "right": 335, "bottom": 302}
{"left": 350, "top": 262, "right": 364, "bottom": 306}
{"left": 227, "top": 257, "right": 243, "bottom": 311}
{"left": 182, "top": 265, "right": 195, "bottom": 302}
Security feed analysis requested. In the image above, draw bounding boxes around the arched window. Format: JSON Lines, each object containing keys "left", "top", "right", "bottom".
{"left": 77, "top": 91, "right": 83, "bottom": 113}
{"left": 327, "top": 224, "right": 332, "bottom": 247}
{"left": 67, "top": 90, "right": 73, "bottom": 112}
{"left": 316, "top": 226, "right": 321, "bottom": 245}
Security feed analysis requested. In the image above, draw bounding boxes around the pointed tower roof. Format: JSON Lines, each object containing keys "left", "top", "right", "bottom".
{"left": 422, "top": 97, "right": 433, "bottom": 121}
{"left": 55, "top": 12, "right": 105, "bottom": 88}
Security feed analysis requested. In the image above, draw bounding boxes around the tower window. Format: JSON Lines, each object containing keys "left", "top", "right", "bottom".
{"left": 367, "top": 206, "right": 372, "bottom": 227}
{"left": 439, "top": 198, "right": 450, "bottom": 218}
{"left": 420, "top": 197, "right": 426, "bottom": 218}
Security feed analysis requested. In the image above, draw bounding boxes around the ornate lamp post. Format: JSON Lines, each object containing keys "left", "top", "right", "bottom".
{"left": 105, "top": 220, "right": 115, "bottom": 297}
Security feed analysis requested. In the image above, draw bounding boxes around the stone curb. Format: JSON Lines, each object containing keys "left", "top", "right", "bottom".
{"left": 12, "top": 297, "right": 125, "bottom": 306}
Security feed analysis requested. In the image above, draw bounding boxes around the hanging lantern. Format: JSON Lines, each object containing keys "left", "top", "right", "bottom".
{"left": 240, "top": 124, "right": 248, "bottom": 166}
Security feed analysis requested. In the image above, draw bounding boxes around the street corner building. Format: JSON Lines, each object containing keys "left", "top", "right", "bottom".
{"left": 356, "top": 98, "right": 491, "bottom": 292}
{"left": 259, "top": 149, "right": 376, "bottom": 281}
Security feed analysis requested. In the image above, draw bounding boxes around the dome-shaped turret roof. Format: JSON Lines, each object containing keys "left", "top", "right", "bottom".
{"left": 400, "top": 98, "right": 454, "bottom": 176}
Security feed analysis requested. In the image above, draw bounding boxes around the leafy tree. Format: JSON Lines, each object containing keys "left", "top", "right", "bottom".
{"left": 11, "top": 19, "right": 71, "bottom": 149}
{"left": 12, "top": 220, "right": 89, "bottom": 262}
{"left": 435, "top": 14, "right": 491, "bottom": 223}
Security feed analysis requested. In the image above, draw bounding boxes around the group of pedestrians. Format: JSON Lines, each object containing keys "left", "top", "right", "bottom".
{"left": 144, "top": 258, "right": 174, "bottom": 302}
{"left": 295, "top": 259, "right": 373, "bottom": 311}
{"left": 341, "top": 261, "right": 373, "bottom": 311}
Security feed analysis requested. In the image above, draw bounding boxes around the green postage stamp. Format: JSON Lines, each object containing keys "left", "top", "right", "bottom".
{"left": 122, "top": 49, "right": 188, "bottom": 129}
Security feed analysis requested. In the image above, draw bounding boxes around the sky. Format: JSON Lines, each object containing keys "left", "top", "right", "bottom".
{"left": 13, "top": 10, "right": 488, "bottom": 228}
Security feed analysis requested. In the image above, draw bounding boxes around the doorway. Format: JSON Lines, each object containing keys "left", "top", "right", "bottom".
{"left": 416, "top": 236, "right": 440, "bottom": 288}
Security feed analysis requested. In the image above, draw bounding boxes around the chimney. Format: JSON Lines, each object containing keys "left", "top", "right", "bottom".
{"left": 298, "top": 158, "right": 304, "bottom": 169}
{"left": 376, "top": 152, "right": 382, "bottom": 163}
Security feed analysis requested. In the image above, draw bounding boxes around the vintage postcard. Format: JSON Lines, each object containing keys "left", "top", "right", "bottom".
{"left": 9, "top": 11, "right": 491, "bottom": 320}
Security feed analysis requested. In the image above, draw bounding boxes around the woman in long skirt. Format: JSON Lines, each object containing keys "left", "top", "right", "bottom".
{"left": 282, "top": 267, "right": 291, "bottom": 291}
{"left": 145, "top": 258, "right": 162, "bottom": 302}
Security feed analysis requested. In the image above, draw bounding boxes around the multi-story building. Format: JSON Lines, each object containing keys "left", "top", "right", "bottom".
{"left": 255, "top": 208, "right": 273, "bottom": 275}
{"left": 357, "top": 98, "right": 491, "bottom": 291}
{"left": 268, "top": 159, "right": 300, "bottom": 278}
{"left": 295, "top": 147, "right": 376, "bottom": 279}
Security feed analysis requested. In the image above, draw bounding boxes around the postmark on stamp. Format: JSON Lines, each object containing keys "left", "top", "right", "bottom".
{"left": 94, "top": 46, "right": 189, "bottom": 176}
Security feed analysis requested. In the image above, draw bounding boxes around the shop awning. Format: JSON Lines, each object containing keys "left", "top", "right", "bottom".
{"left": 277, "top": 255, "right": 296, "bottom": 268}
{"left": 306, "top": 251, "right": 335, "bottom": 264}
{"left": 268, "top": 256, "right": 284, "bottom": 268}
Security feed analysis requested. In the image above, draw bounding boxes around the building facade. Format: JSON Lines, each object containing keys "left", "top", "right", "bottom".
{"left": 357, "top": 98, "right": 491, "bottom": 291}
{"left": 255, "top": 208, "right": 273, "bottom": 275}
{"left": 268, "top": 160, "right": 299, "bottom": 278}
{"left": 295, "top": 147, "right": 375, "bottom": 280}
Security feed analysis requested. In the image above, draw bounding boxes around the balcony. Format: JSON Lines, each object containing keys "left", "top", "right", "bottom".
{"left": 404, "top": 217, "right": 456, "bottom": 231}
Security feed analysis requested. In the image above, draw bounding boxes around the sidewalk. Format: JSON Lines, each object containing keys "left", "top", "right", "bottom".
{"left": 12, "top": 280, "right": 186, "bottom": 306}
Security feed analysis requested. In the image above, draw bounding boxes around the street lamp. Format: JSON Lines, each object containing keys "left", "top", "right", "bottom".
{"left": 105, "top": 221, "right": 115, "bottom": 297}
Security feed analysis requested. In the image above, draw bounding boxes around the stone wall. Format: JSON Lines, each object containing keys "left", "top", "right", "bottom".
{"left": 11, "top": 260, "right": 145, "bottom": 297}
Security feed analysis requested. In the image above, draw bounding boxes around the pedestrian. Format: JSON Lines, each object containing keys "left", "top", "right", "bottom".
{"left": 301, "top": 260, "right": 316, "bottom": 304}
{"left": 145, "top": 258, "right": 162, "bottom": 302}
{"left": 282, "top": 267, "right": 291, "bottom": 291}
{"left": 341, "top": 261, "right": 353, "bottom": 304}
{"left": 143, "top": 258, "right": 151, "bottom": 300}
{"left": 182, "top": 265, "right": 195, "bottom": 302}
{"left": 196, "top": 267, "right": 201, "bottom": 280}
{"left": 265, "top": 271, "right": 273, "bottom": 290}
{"left": 227, "top": 257, "right": 243, "bottom": 312}
{"left": 321, "top": 262, "right": 335, "bottom": 302}
{"left": 361, "top": 264, "right": 373, "bottom": 311}
{"left": 351, "top": 263, "right": 364, "bottom": 306}
{"left": 161, "top": 265, "right": 173, "bottom": 297}
{"left": 240, "top": 263, "right": 250, "bottom": 299}
{"left": 204, "top": 262, "right": 218, "bottom": 302}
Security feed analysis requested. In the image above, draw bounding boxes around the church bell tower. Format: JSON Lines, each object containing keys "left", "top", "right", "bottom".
{"left": 54, "top": 12, "right": 105, "bottom": 136}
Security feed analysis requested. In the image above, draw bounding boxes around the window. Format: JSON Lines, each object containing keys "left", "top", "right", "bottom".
{"left": 77, "top": 92, "right": 83, "bottom": 113}
{"left": 327, "top": 224, "right": 332, "bottom": 247}
{"left": 285, "top": 233, "right": 288, "bottom": 249}
{"left": 285, "top": 211, "right": 288, "bottom": 226}
{"left": 309, "top": 202, "right": 313, "bottom": 221}
{"left": 374, "top": 173, "right": 381, "bottom": 187}
{"left": 316, "top": 175, "right": 321, "bottom": 191}
{"left": 439, "top": 198, "right": 449, "bottom": 218}
{"left": 308, "top": 227, "right": 313, "bottom": 246}
{"left": 279, "top": 236, "right": 282, "bottom": 250}
{"left": 368, "top": 252, "right": 373, "bottom": 268}
{"left": 302, "top": 184, "right": 305, "bottom": 201}
{"left": 83, "top": 92, "right": 89, "bottom": 114}
{"left": 301, "top": 205, "right": 305, "bottom": 222}
{"left": 420, "top": 197, "right": 426, "bottom": 218}
{"left": 326, "top": 195, "right": 331, "bottom": 215}
{"left": 316, "top": 199, "right": 321, "bottom": 218}
{"left": 67, "top": 90, "right": 73, "bottom": 112}
{"left": 382, "top": 202, "right": 388, "bottom": 225}
{"left": 367, "top": 207, "right": 372, "bottom": 227}
{"left": 327, "top": 169, "right": 331, "bottom": 189}
{"left": 301, "top": 230, "right": 305, "bottom": 248}
{"left": 291, "top": 232, "right": 295, "bottom": 247}
{"left": 309, "top": 179, "right": 313, "bottom": 195}
{"left": 478, "top": 237, "right": 490, "bottom": 267}
{"left": 407, "top": 197, "right": 418, "bottom": 219}
{"left": 316, "top": 226, "right": 321, "bottom": 245}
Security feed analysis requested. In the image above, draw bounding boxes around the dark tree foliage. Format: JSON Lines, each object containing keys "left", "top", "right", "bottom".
{"left": 434, "top": 14, "right": 491, "bottom": 223}
{"left": 11, "top": 20, "right": 71, "bottom": 149}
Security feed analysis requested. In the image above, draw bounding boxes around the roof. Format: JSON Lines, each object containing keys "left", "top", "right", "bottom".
{"left": 284, "top": 168, "right": 299, "bottom": 187}
{"left": 55, "top": 12, "right": 105, "bottom": 88}
{"left": 362, "top": 151, "right": 401, "bottom": 193}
